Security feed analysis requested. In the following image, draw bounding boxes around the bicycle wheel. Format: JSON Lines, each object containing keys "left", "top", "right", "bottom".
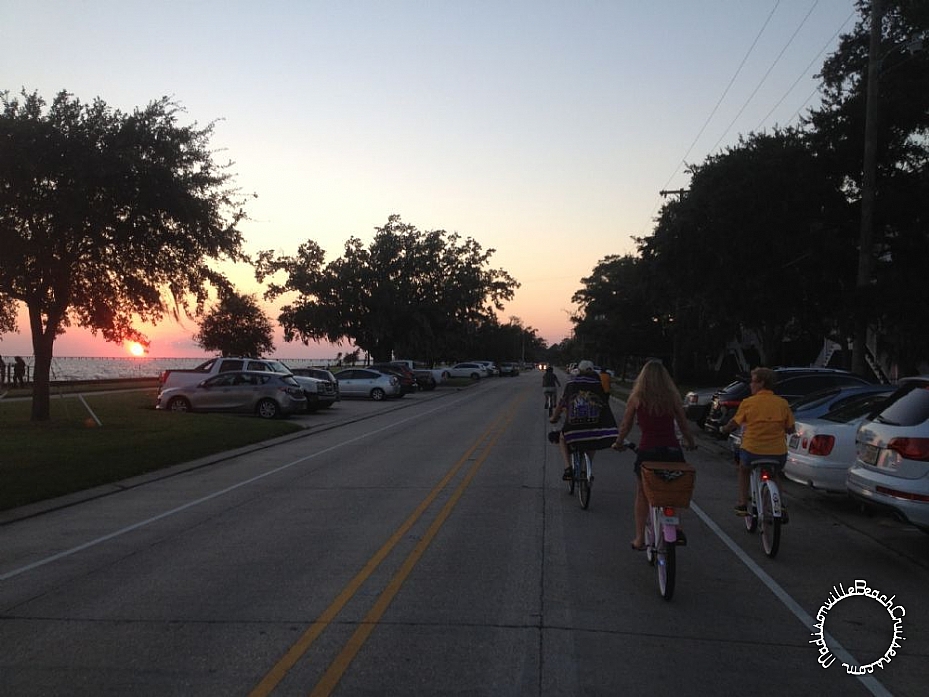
{"left": 566, "top": 451, "right": 576, "bottom": 495}
{"left": 656, "top": 533, "right": 676, "bottom": 601}
{"left": 644, "top": 509, "right": 656, "bottom": 566}
{"left": 576, "top": 452, "right": 591, "bottom": 509}
{"left": 744, "top": 473, "right": 758, "bottom": 533}
{"left": 760, "top": 482, "right": 781, "bottom": 558}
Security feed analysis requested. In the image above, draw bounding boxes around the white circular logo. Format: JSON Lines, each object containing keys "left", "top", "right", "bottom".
{"left": 811, "top": 579, "right": 905, "bottom": 674}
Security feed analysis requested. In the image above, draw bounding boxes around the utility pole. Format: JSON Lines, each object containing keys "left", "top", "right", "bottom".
{"left": 852, "top": 0, "right": 882, "bottom": 378}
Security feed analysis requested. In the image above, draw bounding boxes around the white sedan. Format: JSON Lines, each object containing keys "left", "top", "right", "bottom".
{"left": 445, "top": 362, "right": 489, "bottom": 380}
{"left": 785, "top": 392, "right": 891, "bottom": 493}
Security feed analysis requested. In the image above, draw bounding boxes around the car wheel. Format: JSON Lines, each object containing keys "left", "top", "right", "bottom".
{"left": 470, "top": 372, "right": 480, "bottom": 380}
{"left": 167, "top": 397, "right": 191, "bottom": 412}
{"left": 256, "top": 398, "right": 280, "bottom": 419}
{"left": 371, "top": 388, "right": 386, "bottom": 401}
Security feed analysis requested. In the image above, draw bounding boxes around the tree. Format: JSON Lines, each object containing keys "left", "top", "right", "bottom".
{"left": 808, "top": 0, "right": 929, "bottom": 375}
{"left": 194, "top": 292, "right": 275, "bottom": 357}
{"left": 256, "top": 215, "right": 519, "bottom": 363}
{"left": 0, "top": 90, "right": 249, "bottom": 419}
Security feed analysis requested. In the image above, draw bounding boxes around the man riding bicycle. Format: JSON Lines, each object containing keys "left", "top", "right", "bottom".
{"left": 549, "top": 360, "right": 618, "bottom": 480}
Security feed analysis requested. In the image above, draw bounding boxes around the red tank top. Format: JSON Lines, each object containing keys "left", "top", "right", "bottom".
{"left": 636, "top": 406, "right": 678, "bottom": 450}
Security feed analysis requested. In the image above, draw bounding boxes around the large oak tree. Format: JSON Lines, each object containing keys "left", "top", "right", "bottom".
{"left": 0, "top": 90, "right": 249, "bottom": 419}
{"left": 255, "top": 215, "right": 519, "bottom": 363}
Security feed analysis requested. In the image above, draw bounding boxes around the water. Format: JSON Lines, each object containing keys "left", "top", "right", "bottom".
{"left": 28, "top": 357, "right": 337, "bottom": 382}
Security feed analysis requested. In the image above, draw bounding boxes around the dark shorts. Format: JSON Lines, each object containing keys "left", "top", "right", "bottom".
{"left": 634, "top": 446, "right": 685, "bottom": 476}
{"left": 739, "top": 450, "right": 786, "bottom": 469}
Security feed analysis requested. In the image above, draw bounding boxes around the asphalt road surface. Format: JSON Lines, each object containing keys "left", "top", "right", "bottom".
{"left": 1, "top": 373, "right": 926, "bottom": 696}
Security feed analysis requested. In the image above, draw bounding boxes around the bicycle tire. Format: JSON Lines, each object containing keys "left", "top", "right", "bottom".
{"left": 644, "top": 510, "right": 656, "bottom": 566}
{"left": 657, "top": 534, "right": 676, "bottom": 600}
{"left": 576, "top": 452, "right": 591, "bottom": 509}
{"left": 761, "top": 482, "right": 781, "bottom": 558}
{"left": 567, "top": 451, "right": 576, "bottom": 495}
{"left": 745, "top": 472, "right": 758, "bottom": 533}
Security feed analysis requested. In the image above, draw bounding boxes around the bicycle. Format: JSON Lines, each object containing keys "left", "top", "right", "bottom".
{"left": 622, "top": 442, "right": 694, "bottom": 601}
{"left": 742, "top": 458, "right": 783, "bottom": 558}
{"left": 544, "top": 389, "right": 557, "bottom": 416}
{"left": 551, "top": 431, "right": 593, "bottom": 509}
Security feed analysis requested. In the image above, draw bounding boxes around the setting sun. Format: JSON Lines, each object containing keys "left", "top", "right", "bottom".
{"left": 127, "top": 341, "right": 146, "bottom": 357}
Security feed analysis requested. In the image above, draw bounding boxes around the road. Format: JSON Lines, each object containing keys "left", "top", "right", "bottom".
{"left": 1, "top": 373, "right": 926, "bottom": 696}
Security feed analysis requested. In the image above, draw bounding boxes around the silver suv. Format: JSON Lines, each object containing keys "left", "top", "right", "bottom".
{"left": 847, "top": 377, "right": 929, "bottom": 531}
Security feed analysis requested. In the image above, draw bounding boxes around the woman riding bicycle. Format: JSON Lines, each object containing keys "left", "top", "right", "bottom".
{"left": 719, "top": 367, "right": 795, "bottom": 520}
{"left": 613, "top": 360, "right": 695, "bottom": 550}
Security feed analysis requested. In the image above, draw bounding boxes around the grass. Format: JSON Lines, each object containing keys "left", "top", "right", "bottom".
{"left": 0, "top": 388, "right": 301, "bottom": 512}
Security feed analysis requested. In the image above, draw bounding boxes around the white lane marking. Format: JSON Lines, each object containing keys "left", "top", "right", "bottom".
{"left": 690, "top": 502, "right": 893, "bottom": 697}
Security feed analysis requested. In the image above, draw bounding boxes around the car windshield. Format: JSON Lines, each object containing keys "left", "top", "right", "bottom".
{"left": 265, "top": 360, "right": 292, "bottom": 374}
{"left": 874, "top": 384, "right": 929, "bottom": 427}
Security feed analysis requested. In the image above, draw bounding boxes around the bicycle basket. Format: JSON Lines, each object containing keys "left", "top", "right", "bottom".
{"left": 641, "top": 461, "right": 696, "bottom": 508}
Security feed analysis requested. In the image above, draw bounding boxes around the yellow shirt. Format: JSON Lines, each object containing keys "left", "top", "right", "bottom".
{"left": 732, "top": 389, "right": 795, "bottom": 455}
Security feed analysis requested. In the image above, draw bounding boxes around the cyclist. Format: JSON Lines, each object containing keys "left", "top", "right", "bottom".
{"left": 549, "top": 360, "right": 617, "bottom": 480}
{"left": 542, "top": 365, "right": 561, "bottom": 410}
{"left": 613, "top": 360, "right": 695, "bottom": 550}
{"left": 719, "top": 367, "right": 795, "bottom": 520}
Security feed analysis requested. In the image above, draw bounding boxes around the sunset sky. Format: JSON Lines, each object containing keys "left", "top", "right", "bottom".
{"left": 1, "top": 0, "right": 858, "bottom": 359}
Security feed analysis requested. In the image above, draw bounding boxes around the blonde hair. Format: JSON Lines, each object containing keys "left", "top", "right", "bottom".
{"left": 629, "top": 360, "right": 681, "bottom": 415}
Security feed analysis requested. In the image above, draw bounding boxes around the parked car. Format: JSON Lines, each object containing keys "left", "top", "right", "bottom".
{"left": 289, "top": 367, "right": 340, "bottom": 405}
{"left": 155, "top": 371, "right": 306, "bottom": 419}
{"left": 447, "top": 362, "right": 489, "bottom": 380}
{"left": 371, "top": 363, "right": 418, "bottom": 394}
{"left": 411, "top": 370, "right": 437, "bottom": 391}
{"left": 790, "top": 384, "right": 894, "bottom": 421}
{"left": 847, "top": 377, "right": 929, "bottom": 532}
{"left": 498, "top": 362, "right": 520, "bottom": 377}
{"left": 703, "top": 368, "right": 875, "bottom": 437}
{"left": 785, "top": 391, "right": 895, "bottom": 493}
{"left": 474, "top": 360, "right": 499, "bottom": 377}
{"left": 335, "top": 368, "right": 403, "bottom": 400}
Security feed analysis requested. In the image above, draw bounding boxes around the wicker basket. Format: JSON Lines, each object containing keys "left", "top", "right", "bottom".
{"left": 641, "top": 461, "right": 696, "bottom": 508}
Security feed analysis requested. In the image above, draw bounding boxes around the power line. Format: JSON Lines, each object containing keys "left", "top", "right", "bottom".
{"left": 754, "top": 10, "right": 856, "bottom": 130}
{"left": 657, "top": 1, "right": 782, "bottom": 195}
{"left": 707, "top": 0, "right": 821, "bottom": 153}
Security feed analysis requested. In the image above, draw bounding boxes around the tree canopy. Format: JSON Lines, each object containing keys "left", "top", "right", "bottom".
{"left": 255, "top": 215, "right": 519, "bottom": 363}
{"left": 194, "top": 292, "right": 275, "bottom": 358}
{"left": 570, "top": 0, "right": 929, "bottom": 381}
{"left": 0, "top": 90, "right": 249, "bottom": 418}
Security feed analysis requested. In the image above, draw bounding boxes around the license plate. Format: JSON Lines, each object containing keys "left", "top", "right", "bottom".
{"left": 858, "top": 442, "right": 880, "bottom": 466}
{"left": 658, "top": 512, "right": 680, "bottom": 525}
{"left": 788, "top": 434, "right": 800, "bottom": 450}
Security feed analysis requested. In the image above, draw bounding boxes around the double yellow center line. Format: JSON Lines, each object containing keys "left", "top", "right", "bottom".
{"left": 250, "top": 392, "right": 524, "bottom": 696}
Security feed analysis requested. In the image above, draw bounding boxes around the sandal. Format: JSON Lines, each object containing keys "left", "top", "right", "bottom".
{"left": 734, "top": 504, "right": 748, "bottom": 516}
{"left": 630, "top": 541, "right": 646, "bottom": 551}
{"left": 675, "top": 529, "right": 687, "bottom": 546}
{"left": 562, "top": 467, "right": 573, "bottom": 481}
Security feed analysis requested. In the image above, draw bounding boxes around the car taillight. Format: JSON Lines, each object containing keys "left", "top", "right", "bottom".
{"left": 719, "top": 400, "right": 740, "bottom": 408}
{"left": 808, "top": 435, "right": 835, "bottom": 457}
{"left": 887, "top": 437, "right": 929, "bottom": 462}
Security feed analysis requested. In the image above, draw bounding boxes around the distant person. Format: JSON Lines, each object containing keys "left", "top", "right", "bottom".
{"left": 13, "top": 356, "right": 26, "bottom": 387}
{"left": 542, "top": 365, "right": 560, "bottom": 410}
{"left": 0, "top": 355, "right": 4, "bottom": 386}
{"left": 599, "top": 367, "right": 611, "bottom": 396}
